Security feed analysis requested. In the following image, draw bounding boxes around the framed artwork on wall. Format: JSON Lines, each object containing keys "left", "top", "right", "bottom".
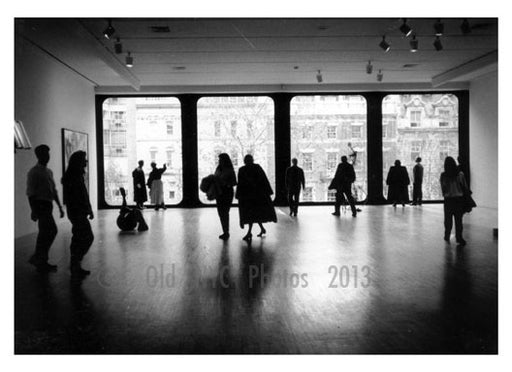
{"left": 61, "top": 128, "right": 89, "bottom": 191}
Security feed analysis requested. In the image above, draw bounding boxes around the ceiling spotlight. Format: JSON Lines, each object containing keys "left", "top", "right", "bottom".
{"left": 379, "top": 36, "right": 391, "bottom": 52}
{"left": 103, "top": 20, "right": 115, "bottom": 39}
{"left": 125, "top": 51, "right": 133, "bottom": 68}
{"left": 114, "top": 38, "right": 123, "bottom": 54}
{"left": 434, "top": 19, "right": 444, "bottom": 36}
{"left": 366, "top": 60, "right": 373, "bottom": 74}
{"left": 409, "top": 34, "right": 418, "bottom": 52}
{"left": 399, "top": 19, "right": 413, "bottom": 37}
{"left": 377, "top": 70, "right": 383, "bottom": 82}
{"left": 460, "top": 19, "right": 471, "bottom": 34}
{"left": 433, "top": 36, "right": 443, "bottom": 51}
{"left": 316, "top": 70, "right": 323, "bottom": 83}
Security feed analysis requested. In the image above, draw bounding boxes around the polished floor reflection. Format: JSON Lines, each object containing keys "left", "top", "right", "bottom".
{"left": 15, "top": 205, "right": 498, "bottom": 354}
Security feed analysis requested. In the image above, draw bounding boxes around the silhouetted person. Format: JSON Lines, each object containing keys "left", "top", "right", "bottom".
{"left": 441, "top": 156, "right": 469, "bottom": 246}
{"left": 411, "top": 157, "right": 424, "bottom": 206}
{"left": 214, "top": 153, "right": 237, "bottom": 240}
{"left": 285, "top": 158, "right": 305, "bottom": 216}
{"left": 62, "top": 151, "right": 94, "bottom": 279}
{"left": 386, "top": 159, "right": 410, "bottom": 207}
{"left": 329, "top": 155, "right": 357, "bottom": 217}
{"left": 147, "top": 162, "right": 167, "bottom": 210}
{"left": 132, "top": 160, "right": 147, "bottom": 209}
{"left": 26, "top": 144, "right": 64, "bottom": 272}
{"left": 236, "top": 154, "right": 277, "bottom": 242}
{"left": 117, "top": 187, "right": 149, "bottom": 232}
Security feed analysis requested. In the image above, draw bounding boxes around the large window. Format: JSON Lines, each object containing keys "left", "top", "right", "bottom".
{"left": 290, "top": 95, "right": 367, "bottom": 202}
{"left": 197, "top": 96, "right": 275, "bottom": 204}
{"left": 102, "top": 97, "right": 183, "bottom": 205}
{"left": 382, "top": 94, "right": 459, "bottom": 200}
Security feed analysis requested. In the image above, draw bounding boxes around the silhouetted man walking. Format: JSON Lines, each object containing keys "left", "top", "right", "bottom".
{"left": 26, "top": 144, "right": 64, "bottom": 272}
{"left": 329, "top": 156, "right": 357, "bottom": 217}
{"left": 285, "top": 158, "right": 305, "bottom": 216}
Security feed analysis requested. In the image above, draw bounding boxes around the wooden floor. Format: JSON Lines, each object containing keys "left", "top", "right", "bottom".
{"left": 14, "top": 205, "right": 498, "bottom": 354}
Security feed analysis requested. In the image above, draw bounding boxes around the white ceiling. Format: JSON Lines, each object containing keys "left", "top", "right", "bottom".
{"left": 15, "top": 18, "right": 498, "bottom": 92}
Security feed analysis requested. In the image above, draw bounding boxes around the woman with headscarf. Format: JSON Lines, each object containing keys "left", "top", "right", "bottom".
{"left": 440, "top": 156, "right": 469, "bottom": 246}
{"left": 235, "top": 154, "right": 277, "bottom": 242}
{"left": 386, "top": 159, "right": 410, "bottom": 207}
{"left": 147, "top": 162, "right": 167, "bottom": 210}
{"left": 214, "top": 153, "right": 237, "bottom": 240}
{"left": 62, "top": 151, "right": 94, "bottom": 279}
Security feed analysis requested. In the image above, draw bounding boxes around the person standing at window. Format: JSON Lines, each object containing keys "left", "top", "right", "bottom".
{"left": 62, "top": 151, "right": 94, "bottom": 280}
{"left": 147, "top": 162, "right": 167, "bottom": 210}
{"left": 26, "top": 144, "right": 65, "bottom": 272}
{"left": 285, "top": 158, "right": 305, "bottom": 216}
{"left": 132, "top": 160, "right": 147, "bottom": 209}
{"left": 329, "top": 156, "right": 357, "bottom": 217}
{"left": 411, "top": 157, "right": 424, "bottom": 206}
{"left": 440, "top": 156, "right": 468, "bottom": 246}
{"left": 214, "top": 153, "right": 237, "bottom": 240}
{"left": 236, "top": 154, "right": 277, "bottom": 242}
{"left": 386, "top": 160, "right": 410, "bottom": 207}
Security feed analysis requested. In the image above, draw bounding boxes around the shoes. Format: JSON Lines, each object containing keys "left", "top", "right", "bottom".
{"left": 402, "top": 204, "right": 406, "bottom": 207}
{"left": 444, "top": 235, "right": 450, "bottom": 242}
{"left": 71, "top": 265, "right": 91, "bottom": 279}
{"left": 219, "top": 233, "right": 230, "bottom": 240}
{"left": 138, "top": 224, "right": 149, "bottom": 231}
{"left": 289, "top": 210, "right": 293, "bottom": 216}
{"left": 352, "top": 213, "right": 357, "bottom": 217}
{"left": 457, "top": 239, "right": 467, "bottom": 247}
{"left": 257, "top": 228, "right": 266, "bottom": 237}
{"left": 294, "top": 212, "right": 297, "bottom": 216}
{"left": 332, "top": 212, "right": 340, "bottom": 216}
{"left": 29, "top": 256, "right": 57, "bottom": 272}
{"left": 242, "top": 233, "right": 252, "bottom": 242}
{"left": 392, "top": 203, "right": 397, "bottom": 208}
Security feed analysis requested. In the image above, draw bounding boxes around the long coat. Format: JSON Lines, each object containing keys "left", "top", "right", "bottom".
{"left": 386, "top": 165, "right": 410, "bottom": 202}
{"left": 132, "top": 167, "right": 147, "bottom": 203}
{"left": 235, "top": 163, "right": 277, "bottom": 228}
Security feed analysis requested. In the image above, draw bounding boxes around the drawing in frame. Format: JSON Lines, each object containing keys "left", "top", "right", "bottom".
{"left": 61, "top": 128, "right": 89, "bottom": 192}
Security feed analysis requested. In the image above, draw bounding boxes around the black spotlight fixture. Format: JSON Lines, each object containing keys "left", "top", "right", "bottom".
{"left": 379, "top": 36, "right": 391, "bottom": 52}
{"left": 399, "top": 19, "right": 413, "bottom": 37}
{"left": 434, "top": 19, "right": 444, "bottom": 36}
{"left": 366, "top": 60, "right": 373, "bottom": 74}
{"left": 460, "top": 18, "right": 471, "bottom": 34}
{"left": 316, "top": 70, "right": 323, "bottom": 83}
{"left": 377, "top": 69, "right": 383, "bottom": 82}
{"left": 433, "top": 36, "right": 443, "bottom": 51}
{"left": 103, "top": 20, "right": 115, "bottom": 39}
{"left": 114, "top": 38, "right": 123, "bottom": 54}
{"left": 410, "top": 34, "right": 418, "bottom": 52}
{"left": 125, "top": 51, "right": 134, "bottom": 68}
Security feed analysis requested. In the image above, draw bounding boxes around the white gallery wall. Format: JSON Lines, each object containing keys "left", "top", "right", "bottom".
{"left": 15, "top": 37, "right": 97, "bottom": 238}
{"left": 469, "top": 70, "right": 498, "bottom": 211}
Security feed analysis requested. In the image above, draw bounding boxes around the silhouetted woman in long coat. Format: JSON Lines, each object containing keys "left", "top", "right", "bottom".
{"left": 386, "top": 159, "right": 410, "bottom": 207}
{"left": 236, "top": 154, "right": 277, "bottom": 242}
{"left": 440, "top": 156, "right": 469, "bottom": 246}
{"left": 214, "top": 153, "right": 237, "bottom": 240}
{"left": 62, "top": 151, "right": 94, "bottom": 280}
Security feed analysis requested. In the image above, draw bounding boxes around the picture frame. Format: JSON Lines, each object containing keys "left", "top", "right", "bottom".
{"left": 61, "top": 128, "right": 89, "bottom": 192}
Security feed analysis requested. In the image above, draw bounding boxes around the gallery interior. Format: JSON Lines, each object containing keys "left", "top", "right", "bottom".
{"left": 14, "top": 18, "right": 498, "bottom": 354}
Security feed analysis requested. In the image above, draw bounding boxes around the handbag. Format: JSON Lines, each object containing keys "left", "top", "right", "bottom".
{"left": 462, "top": 192, "right": 477, "bottom": 214}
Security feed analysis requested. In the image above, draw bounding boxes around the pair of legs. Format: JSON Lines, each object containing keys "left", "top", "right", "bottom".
{"left": 412, "top": 183, "right": 423, "bottom": 205}
{"left": 444, "top": 197, "right": 466, "bottom": 245}
{"left": 333, "top": 186, "right": 357, "bottom": 217}
{"left": 68, "top": 212, "right": 94, "bottom": 279}
{"left": 29, "top": 200, "right": 58, "bottom": 271}
{"left": 217, "top": 189, "right": 233, "bottom": 240}
{"left": 243, "top": 222, "right": 266, "bottom": 241}
{"left": 288, "top": 190, "right": 300, "bottom": 216}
